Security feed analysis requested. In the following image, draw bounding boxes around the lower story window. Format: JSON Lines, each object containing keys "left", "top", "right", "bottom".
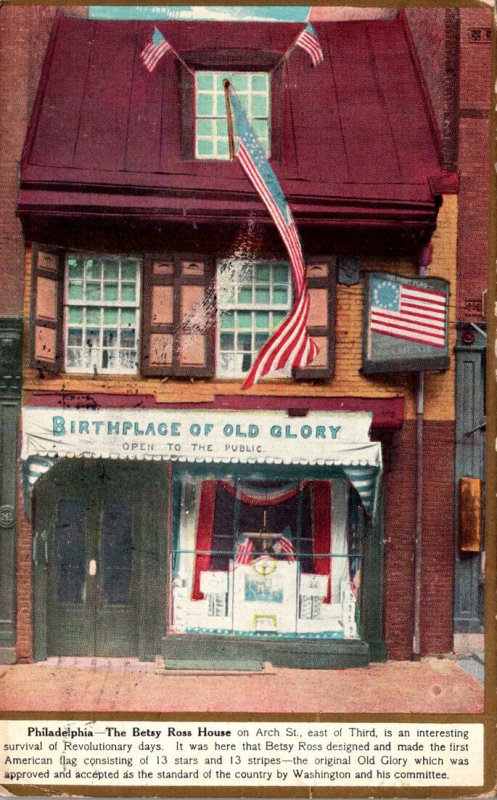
{"left": 65, "top": 253, "right": 141, "bottom": 374}
{"left": 171, "top": 474, "right": 365, "bottom": 639}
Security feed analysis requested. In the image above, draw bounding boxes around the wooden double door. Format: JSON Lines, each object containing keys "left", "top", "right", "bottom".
{"left": 34, "top": 460, "right": 168, "bottom": 659}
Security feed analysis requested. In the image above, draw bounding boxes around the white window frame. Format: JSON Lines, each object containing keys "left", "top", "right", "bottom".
{"left": 216, "top": 259, "right": 292, "bottom": 379}
{"left": 64, "top": 253, "right": 141, "bottom": 375}
{"left": 195, "top": 70, "right": 271, "bottom": 160}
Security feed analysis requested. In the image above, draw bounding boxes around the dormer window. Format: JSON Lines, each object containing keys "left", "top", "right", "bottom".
{"left": 195, "top": 71, "right": 270, "bottom": 160}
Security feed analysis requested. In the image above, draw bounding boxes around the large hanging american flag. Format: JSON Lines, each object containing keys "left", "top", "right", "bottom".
{"left": 226, "top": 83, "right": 318, "bottom": 389}
{"left": 370, "top": 276, "right": 447, "bottom": 348}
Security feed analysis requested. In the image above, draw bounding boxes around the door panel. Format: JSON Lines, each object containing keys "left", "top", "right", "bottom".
{"left": 35, "top": 460, "right": 168, "bottom": 659}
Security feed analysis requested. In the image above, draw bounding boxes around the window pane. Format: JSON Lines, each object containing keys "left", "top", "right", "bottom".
{"left": 220, "top": 310, "right": 234, "bottom": 329}
{"left": 103, "top": 260, "right": 118, "bottom": 280}
{"left": 104, "top": 308, "right": 118, "bottom": 325}
{"left": 255, "top": 311, "right": 269, "bottom": 329}
{"left": 273, "top": 264, "right": 289, "bottom": 283}
{"left": 68, "top": 281, "right": 83, "bottom": 300}
{"left": 238, "top": 311, "right": 252, "bottom": 329}
{"left": 86, "top": 282, "right": 101, "bottom": 301}
{"left": 255, "top": 333, "right": 269, "bottom": 349}
{"left": 67, "top": 328, "right": 82, "bottom": 347}
{"left": 197, "top": 139, "right": 214, "bottom": 157}
{"left": 121, "top": 283, "right": 136, "bottom": 301}
{"left": 237, "top": 332, "right": 252, "bottom": 349}
{"left": 238, "top": 285, "right": 252, "bottom": 304}
{"left": 121, "top": 261, "right": 137, "bottom": 280}
{"left": 103, "top": 329, "right": 117, "bottom": 347}
{"left": 252, "top": 94, "right": 268, "bottom": 116}
{"left": 251, "top": 74, "right": 267, "bottom": 91}
{"left": 256, "top": 264, "right": 270, "bottom": 282}
{"left": 217, "top": 139, "right": 229, "bottom": 157}
{"left": 197, "top": 73, "right": 213, "bottom": 91}
{"left": 197, "top": 118, "right": 213, "bottom": 136}
{"left": 220, "top": 333, "right": 234, "bottom": 350}
{"left": 119, "top": 349, "right": 137, "bottom": 370}
{"left": 85, "top": 260, "right": 101, "bottom": 280}
{"left": 255, "top": 286, "right": 270, "bottom": 304}
{"left": 197, "top": 93, "right": 213, "bottom": 116}
{"left": 121, "top": 309, "right": 136, "bottom": 326}
{"left": 68, "top": 258, "right": 83, "bottom": 279}
{"left": 68, "top": 307, "right": 83, "bottom": 324}
{"left": 120, "top": 329, "right": 136, "bottom": 348}
{"left": 104, "top": 283, "right": 118, "bottom": 301}
{"left": 272, "top": 310, "right": 287, "bottom": 328}
{"left": 86, "top": 308, "right": 100, "bottom": 325}
{"left": 273, "top": 286, "right": 288, "bottom": 305}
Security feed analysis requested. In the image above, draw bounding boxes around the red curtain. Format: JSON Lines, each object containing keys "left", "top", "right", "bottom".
{"left": 191, "top": 480, "right": 217, "bottom": 600}
{"left": 312, "top": 480, "right": 332, "bottom": 602}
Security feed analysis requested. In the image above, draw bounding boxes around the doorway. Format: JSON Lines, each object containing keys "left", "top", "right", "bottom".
{"left": 33, "top": 459, "right": 168, "bottom": 659}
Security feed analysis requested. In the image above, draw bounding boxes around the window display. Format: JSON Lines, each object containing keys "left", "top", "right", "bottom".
{"left": 171, "top": 474, "right": 364, "bottom": 639}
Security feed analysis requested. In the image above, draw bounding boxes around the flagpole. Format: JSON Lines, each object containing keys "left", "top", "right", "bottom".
{"left": 223, "top": 80, "right": 235, "bottom": 160}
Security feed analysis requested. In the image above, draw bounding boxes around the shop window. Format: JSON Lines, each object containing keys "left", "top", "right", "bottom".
{"left": 195, "top": 71, "right": 270, "bottom": 160}
{"left": 217, "top": 260, "right": 291, "bottom": 378}
{"left": 64, "top": 254, "right": 141, "bottom": 374}
{"left": 171, "top": 475, "right": 363, "bottom": 639}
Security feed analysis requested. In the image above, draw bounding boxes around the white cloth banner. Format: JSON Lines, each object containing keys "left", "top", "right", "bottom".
{"left": 21, "top": 408, "right": 381, "bottom": 468}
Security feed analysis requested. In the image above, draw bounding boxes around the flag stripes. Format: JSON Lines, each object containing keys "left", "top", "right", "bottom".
{"left": 140, "top": 26, "right": 173, "bottom": 73}
{"left": 295, "top": 24, "right": 324, "bottom": 67}
{"left": 226, "top": 86, "right": 318, "bottom": 388}
{"left": 370, "top": 278, "right": 447, "bottom": 349}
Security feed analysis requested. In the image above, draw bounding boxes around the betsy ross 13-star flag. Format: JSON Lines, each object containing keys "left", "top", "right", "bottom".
{"left": 363, "top": 273, "right": 450, "bottom": 374}
{"left": 226, "top": 83, "right": 318, "bottom": 389}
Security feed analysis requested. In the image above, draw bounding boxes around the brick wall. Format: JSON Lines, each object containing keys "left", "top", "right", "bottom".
{"left": 0, "top": 6, "right": 87, "bottom": 318}
{"left": 457, "top": 8, "right": 492, "bottom": 322}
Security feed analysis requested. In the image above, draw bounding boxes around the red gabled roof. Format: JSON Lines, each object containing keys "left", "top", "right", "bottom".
{"left": 18, "top": 13, "right": 452, "bottom": 229}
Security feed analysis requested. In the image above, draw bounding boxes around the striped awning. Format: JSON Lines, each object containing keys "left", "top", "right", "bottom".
{"left": 21, "top": 407, "right": 382, "bottom": 517}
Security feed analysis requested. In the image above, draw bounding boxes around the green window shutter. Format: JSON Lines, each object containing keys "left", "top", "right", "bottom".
{"left": 141, "top": 254, "right": 215, "bottom": 378}
{"left": 293, "top": 257, "right": 336, "bottom": 380}
{"left": 30, "top": 246, "right": 63, "bottom": 373}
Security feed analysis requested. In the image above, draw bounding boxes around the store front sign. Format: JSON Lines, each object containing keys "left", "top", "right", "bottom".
{"left": 22, "top": 408, "right": 379, "bottom": 466}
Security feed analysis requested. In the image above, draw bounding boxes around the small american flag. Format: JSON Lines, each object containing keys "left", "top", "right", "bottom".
{"left": 370, "top": 276, "right": 447, "bottom": 348}
{"left": 294, "top": 23, "right": 324, "bottom": 67}
{"left": 140, "top": 27, "right": 173, "bottom": 74}
{"left": 273, "top": 536, "right": 296, "bottom": 562}
{"left": 227, "top": 84, "right": 318, "bottom": 389}
{"left": 235, "top": 537, "right": 254, "bottom": 566}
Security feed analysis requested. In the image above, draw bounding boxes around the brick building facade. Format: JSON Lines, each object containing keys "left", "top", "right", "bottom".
{"left": 0, "top": 6, "right": 491, "bottom": 667}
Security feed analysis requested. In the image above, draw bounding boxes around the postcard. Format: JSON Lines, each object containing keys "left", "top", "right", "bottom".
{"left": 0, "top": 1, "right": 494, "bottom": 797}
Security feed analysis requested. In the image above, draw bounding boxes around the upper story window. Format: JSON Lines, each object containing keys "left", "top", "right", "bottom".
{"left": 31, "top": 247, "right": 335, "bottom": 381}
{"left": 64, "top": 254, "right": 141, "bottom": 374}
{"left": 195, "top": 71, "right": 270, "bottom": 160}
{"left": 216, "top": 260, "right": 291, "bottom": 378}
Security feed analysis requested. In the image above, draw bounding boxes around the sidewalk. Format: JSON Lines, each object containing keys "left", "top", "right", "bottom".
{"left": 0, "top": 657, "right": 483, "bottom": 714}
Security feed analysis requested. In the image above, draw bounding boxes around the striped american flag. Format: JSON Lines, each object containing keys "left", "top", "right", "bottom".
{"left": 227, "top": 84, "right": 318, "bottom": 389}
{"left": 140, "top": 27, "right": 173, "bottom": 74}
{"left": 370, "top": 276, "right": 447, "bottom": 349}
{"left": 294, "top": 23, "right": 324, "bottom": 67}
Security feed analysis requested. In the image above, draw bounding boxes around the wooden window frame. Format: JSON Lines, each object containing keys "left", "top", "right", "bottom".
{"left": 180, "top": 52, "right": 283, "bottom": 163}
{"left": 63, "top": 253, "right": 141, "bottom": 376}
